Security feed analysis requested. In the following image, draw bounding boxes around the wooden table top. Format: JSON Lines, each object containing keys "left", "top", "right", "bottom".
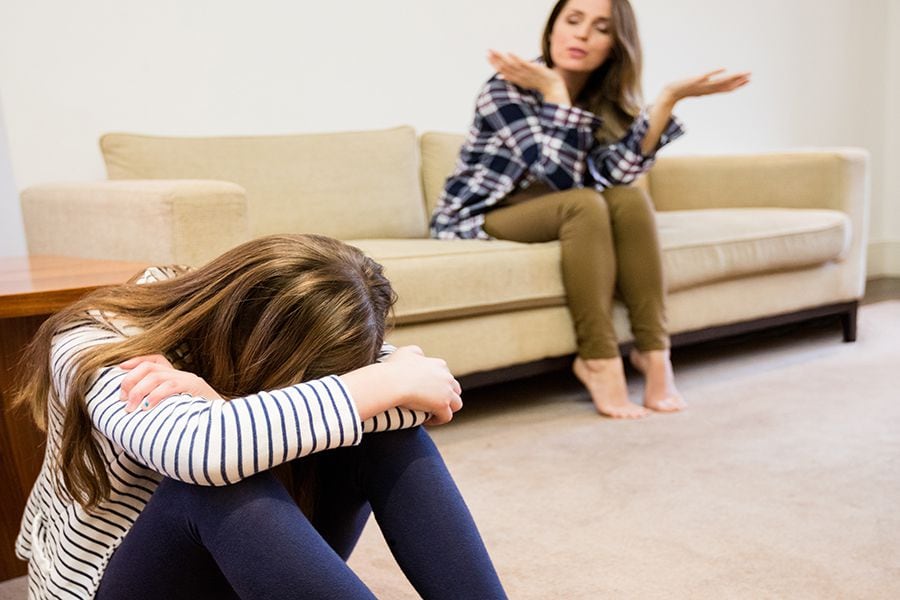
{"left": 0, "top": 256, "right": 148, "bottom": 319}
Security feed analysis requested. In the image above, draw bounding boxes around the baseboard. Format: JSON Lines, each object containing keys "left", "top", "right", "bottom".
{"left": 868, "top": 240, "right": 900, "bottom": 277}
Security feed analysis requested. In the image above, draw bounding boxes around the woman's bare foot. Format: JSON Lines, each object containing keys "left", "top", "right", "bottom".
{"left": 573, "top": 356, "right": 651, "bottom": 419}
{"left": 628, "top": 348, "right": 687, "bottom": 413}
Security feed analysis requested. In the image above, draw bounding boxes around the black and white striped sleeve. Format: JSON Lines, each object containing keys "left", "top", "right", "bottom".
{"left": 51, "top": 323, "right": 363, "bottom": 486}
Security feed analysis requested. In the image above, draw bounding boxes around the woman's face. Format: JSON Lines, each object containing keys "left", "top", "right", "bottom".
{"left": 549, "top": 0, "right": 614, "bottom": 74}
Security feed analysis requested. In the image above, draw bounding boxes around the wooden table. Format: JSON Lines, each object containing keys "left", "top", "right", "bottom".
{"left": 0, "top": 256, "right": 147, "bottom": 581}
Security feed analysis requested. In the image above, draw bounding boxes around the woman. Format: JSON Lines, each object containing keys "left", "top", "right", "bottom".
{"left": 13, "top": 234, "right": 507, "bottom": 599}
{"left": 431, "top": 0, "right": 749, "bottom": 418}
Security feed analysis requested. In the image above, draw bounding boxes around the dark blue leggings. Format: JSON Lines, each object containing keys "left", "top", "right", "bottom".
{"left": 96, "top": 427, "right": 506, "bottom": 599}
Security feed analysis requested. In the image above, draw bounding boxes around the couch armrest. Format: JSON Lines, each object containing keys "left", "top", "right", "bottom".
{"left": 649, "top": 148, "right": 870, "bottom": 299}
{"left": 21, "top": 180, "right": 250, "bottom": 266}
{"left": 648, "top": 149, "right": 868, "bottom": 213}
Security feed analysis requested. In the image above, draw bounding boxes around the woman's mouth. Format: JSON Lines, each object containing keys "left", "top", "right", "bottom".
{"left": 567, "top": 48, "right": 587, "bottom": 59}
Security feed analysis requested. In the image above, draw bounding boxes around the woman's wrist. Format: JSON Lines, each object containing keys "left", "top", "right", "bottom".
{"left": 542, "top": 83, "right": 571, "bottom": 106}
{"left": 657, "top": 87, "right": 680, "bottom": 109}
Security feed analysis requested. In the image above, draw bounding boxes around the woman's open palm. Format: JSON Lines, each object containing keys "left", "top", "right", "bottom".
{"left": 666, "top": 68, "right": 751, "bottom": 101}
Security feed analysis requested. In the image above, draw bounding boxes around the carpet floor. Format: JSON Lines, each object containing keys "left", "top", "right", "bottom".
{"left": 3, "top": 301, "right": 898, "bottom": 599}
{"left": 347, "top": 300, "right": 900, "bottom": 599}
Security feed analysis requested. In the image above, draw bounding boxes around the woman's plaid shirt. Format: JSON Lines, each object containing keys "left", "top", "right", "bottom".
{"left": 429, "top": 75, "right": 685, "bottom": 239}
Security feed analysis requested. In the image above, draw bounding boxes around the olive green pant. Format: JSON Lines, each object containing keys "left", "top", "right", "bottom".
{"left": 483, "top": 185, "right": 669, "bottom": 359}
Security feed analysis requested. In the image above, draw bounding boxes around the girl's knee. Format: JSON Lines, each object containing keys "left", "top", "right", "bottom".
{"left": 155, "top": 471, "right": 286, "bottom": 512}
{"left": 361, "top": 425, "right": 434, "bottom": 453}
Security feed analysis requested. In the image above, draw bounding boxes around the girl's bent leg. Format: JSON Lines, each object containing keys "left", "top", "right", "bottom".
{"left": 96, "top": 472, "right": 376, "bottom": 600}
{"left": 357, "top": 427, "right": 508, "bottom": 599}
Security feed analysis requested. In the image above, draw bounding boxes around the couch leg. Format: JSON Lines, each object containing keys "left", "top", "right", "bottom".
{"left": 841, "top": 301, "right": 859, "bottom": 342}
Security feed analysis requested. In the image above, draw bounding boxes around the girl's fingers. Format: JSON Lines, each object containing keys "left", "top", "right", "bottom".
{"left": 143, "top": 380, "right": 179, "bottom": 408}
{"left": 425, "top": 406, "right": 453, "bottom": 426}
{"left": 124, "top": 371, "right": 165, "bottom": 408}
{"left": 124, "top": 375, "right": 185, "bottom": 412}
{"left": 120, "top": 361, "right": 161, "bottom": 394}
{"left": 119, "top": 357, "right": 144, "bottom": 369}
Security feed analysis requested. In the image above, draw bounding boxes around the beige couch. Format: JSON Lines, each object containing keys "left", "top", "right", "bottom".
{"left": 21, "top": 126, "right": 868, "bottom": 384}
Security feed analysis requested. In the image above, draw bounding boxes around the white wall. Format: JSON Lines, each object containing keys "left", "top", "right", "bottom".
{"left": 872, "top": 0, "right": 900, "bottom": 277}
{"left": 0, "top": 0, "right": 896, "bottom": 274}
{"left": 0, "top": 96, "right": 26, "bottom": 256}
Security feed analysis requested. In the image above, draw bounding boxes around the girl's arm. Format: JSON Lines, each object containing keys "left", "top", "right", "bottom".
{"left": 120, "top": 345, "right": 444, "bottom": 432}
{"left": 52, "top": 324, "right": 459, "bottom": 487}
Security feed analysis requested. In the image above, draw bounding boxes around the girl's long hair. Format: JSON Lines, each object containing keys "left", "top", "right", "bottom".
{"left": 13, "top": 234, "right": 396, "bottom": 510}
{"left": 541, "top": 0, "right": 643, "bottom": 142}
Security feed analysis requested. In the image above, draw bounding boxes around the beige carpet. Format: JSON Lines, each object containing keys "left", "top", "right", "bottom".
{"left": 3, "top": 302, "right": 898, "bottom": 599}
{"left": 348, "top": 300, "right": 900, "bottom": 599}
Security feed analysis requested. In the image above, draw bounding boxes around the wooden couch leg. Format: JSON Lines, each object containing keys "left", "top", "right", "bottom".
{"left": 841, "top": 301, "right": 859, "bottom": 342}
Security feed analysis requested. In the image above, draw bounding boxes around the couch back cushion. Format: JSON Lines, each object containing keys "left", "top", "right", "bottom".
{"left": 420, "top": 132, "right": 465, "bottom": 217}
{"left": 101, "top": 126, "right": 428, "bottom": 240}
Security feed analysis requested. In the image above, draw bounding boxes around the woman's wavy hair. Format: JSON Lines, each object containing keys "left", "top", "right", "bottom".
{"left": 541, "top": 0, "right": 643, "bottom": 142}
{"left": 13, "top": 234, "right": 396, "bottom": 510}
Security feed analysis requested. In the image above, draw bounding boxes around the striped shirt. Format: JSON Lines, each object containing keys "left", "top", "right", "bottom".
{"left": 430, "top": 73, "right": 685, "bottom": 239}
{"left": 15, "top": 267, "right": 426, "bottom": 599}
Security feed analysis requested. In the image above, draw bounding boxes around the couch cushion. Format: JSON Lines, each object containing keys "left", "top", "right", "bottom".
{"left": 420, "top": 132, "right": 465, "bottom": 217}
{"left": 349, "top": 239, "right": 564, "bottom": 325}
{"left": 100, "top": 126, "right": 428, "bottom": 240}
{"left": 659, "top": 208, "right": 851, "bottom": 292}
{"left": 350, "top": 207, "right": 850, "bottom": 324}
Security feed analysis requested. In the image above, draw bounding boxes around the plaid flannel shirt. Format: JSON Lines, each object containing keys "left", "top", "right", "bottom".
{"left": 430, "top": 74, "right": 685, "bottom": 240}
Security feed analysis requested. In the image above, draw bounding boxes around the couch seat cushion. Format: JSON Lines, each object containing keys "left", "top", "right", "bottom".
{"left": 349, "top": 239, "right": 564, "bottom": 325}
{"left": 351, "top": 207, "right": 850, "bottom": 325}
{"left": 658, "top": 208, "right": 850, "bottom": 292}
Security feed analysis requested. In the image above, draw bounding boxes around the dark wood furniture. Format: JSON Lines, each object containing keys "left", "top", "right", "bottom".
{"left": 0, "top": 256, "right": 146, "bottom": 582}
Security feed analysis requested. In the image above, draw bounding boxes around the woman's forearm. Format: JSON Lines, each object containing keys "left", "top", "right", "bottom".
{"left": 640, "top": 90, "right": 678, "bottom": 156}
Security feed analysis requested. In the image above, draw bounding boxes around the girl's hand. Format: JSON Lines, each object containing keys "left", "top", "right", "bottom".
{"left": 119, "top": 354, "right": 222, "bottom": 412}
{"left": 488, "top": 49, "right": 571, "bottom": 105}
{"left": 382, "top": 346, "right": 463, "bottom": 426}
{"left": 663, "top": 68, "right": 751, "bottom": 103}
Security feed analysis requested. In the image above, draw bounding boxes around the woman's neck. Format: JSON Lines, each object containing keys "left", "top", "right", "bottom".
{"left": 554, "top": 68, "right": 590, "bottom": 103}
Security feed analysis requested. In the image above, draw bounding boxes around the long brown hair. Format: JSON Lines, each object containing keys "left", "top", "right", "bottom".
{"left": 541, "top": 0, "right": 643, "bottom": 141}
{"left": 13, "top": 234, "right": 396, "bottom": 510}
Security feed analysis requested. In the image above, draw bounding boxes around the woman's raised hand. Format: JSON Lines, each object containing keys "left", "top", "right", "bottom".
{"left": 663, "top": 68, "right": 751, "bottom": 102}
{"left": 488, "top": 49, "right": 571, "bottom": 105}
{"left": 119, "top": 354, "right": 222, "bottom": 412}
